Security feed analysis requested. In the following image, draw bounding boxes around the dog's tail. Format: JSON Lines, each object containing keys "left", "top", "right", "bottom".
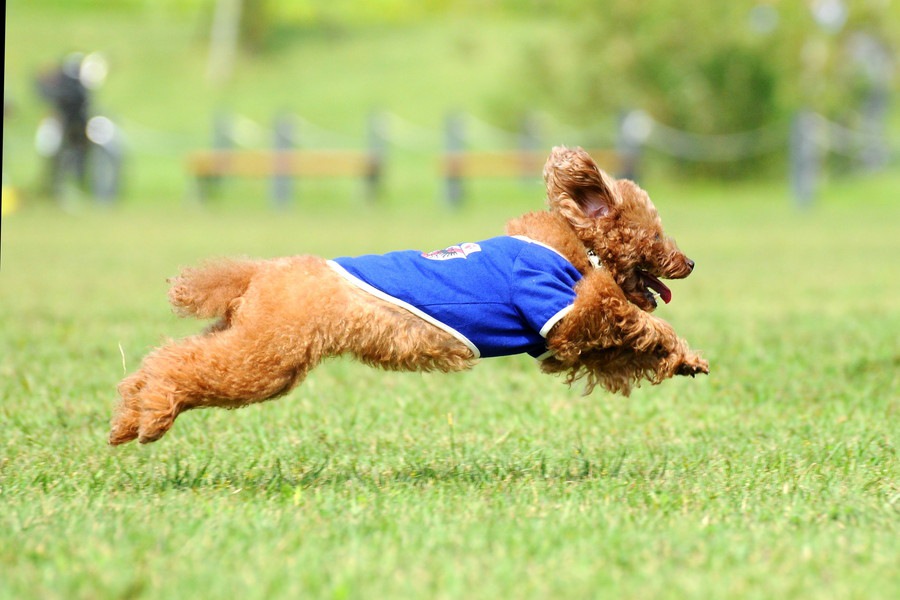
{"left": 167, "top": 258, "right": 259, "bottom": 319}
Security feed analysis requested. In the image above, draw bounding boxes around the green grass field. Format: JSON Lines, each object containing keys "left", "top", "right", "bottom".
{"left": 2, "top": 175, "right": 898, "bottom": 599}
{"left": 4, "top": 1, "right": 900, "bottom": 598}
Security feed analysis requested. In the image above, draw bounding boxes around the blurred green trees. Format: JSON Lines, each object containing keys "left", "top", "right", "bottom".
{"left": 42, "top": 1, "right": 896, "bottom": 136}
{"left": 525, "top": 0, "right": 897, "bottom": 134}
{"left": 223, "top": 0, "right": 898, "bottom": 143}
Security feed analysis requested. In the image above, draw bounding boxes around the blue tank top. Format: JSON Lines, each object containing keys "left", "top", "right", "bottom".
{"left": 328, "top": 236, "right": 582, "bottom": 359}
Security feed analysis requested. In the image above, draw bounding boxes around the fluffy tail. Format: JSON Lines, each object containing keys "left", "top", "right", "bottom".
{"left": 168, "top": 258, "right": 259, "bottom": 319}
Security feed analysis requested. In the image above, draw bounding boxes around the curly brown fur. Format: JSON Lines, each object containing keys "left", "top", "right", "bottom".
{"left": 508, "top": 146, "right": 708, "bottom": 395}
{"left": 109, "top": 146, "right": 707, "bottom": 446}
{"left": 110, "top": 256, "right": 474, "bottom": 445}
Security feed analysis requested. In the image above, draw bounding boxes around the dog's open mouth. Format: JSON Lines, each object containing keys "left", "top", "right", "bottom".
{"left": 640, "top": 271, "right": 672, "bottom": 307}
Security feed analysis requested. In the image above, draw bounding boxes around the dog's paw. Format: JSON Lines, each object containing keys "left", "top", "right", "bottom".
{"left": 676, "top": 355, "right": 709, "bottom": 378}
{"left": 108, "top": 420, "right": 139, "bottom": 446}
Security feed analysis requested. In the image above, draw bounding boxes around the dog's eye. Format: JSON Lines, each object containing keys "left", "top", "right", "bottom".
{"left": 654, "top": 233, "right": 662, "bottom": 242}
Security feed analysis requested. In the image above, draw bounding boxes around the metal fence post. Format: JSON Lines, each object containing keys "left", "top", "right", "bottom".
{"left": 617, "top": 110, "right": 647, "bottom": 181}
{"left": 445, "top": 112, "right": 464, "bottom": 207}
{"left": 272, "top": 113, "right": 295, "bottom": 209}
{"left": 198, "top": 110, "right": 233, "bottom": 200}
{"left": 367, "top": 111, "right": 387, "bottom": 202}
{"left": 790, "top": 110, "right": 819, "bottom": 209}
{"left": 520, "top": 113, "right": 540, "bottom": 182}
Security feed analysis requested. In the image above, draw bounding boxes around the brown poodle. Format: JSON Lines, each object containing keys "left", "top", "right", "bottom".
{"left": 109, "top": 147, "right": 708, "bottom": 446}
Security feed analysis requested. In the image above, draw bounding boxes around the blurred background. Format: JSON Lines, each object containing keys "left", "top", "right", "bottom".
{"left": 4, "top": 6, "right": 900, "bottom": 599}
{"left": 3, "top": 0, "right": 899, "bottom": 212}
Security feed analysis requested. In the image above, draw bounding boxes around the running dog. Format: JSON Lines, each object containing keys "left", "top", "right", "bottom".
{"left": 109, "top": 146, "right": 708, "bottom": 445}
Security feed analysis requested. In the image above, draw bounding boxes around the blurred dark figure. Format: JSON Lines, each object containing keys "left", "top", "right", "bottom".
{"left": 35, "top": 53, "right": 122, "bottom": 203}
{"left": 36, "top": 53, "right": 92, "bottom": 195}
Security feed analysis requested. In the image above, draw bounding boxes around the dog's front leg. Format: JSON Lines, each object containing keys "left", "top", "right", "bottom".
{"left": 547, "top": 269, "right": 707, "bottom": 380}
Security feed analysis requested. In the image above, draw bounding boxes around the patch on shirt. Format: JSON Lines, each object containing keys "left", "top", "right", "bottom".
{"left": 421, "top": 242, "right": 482, "bottom": 261}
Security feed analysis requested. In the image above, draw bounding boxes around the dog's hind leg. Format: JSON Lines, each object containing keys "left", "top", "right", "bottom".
{"left": 109, "top": 254, "right": 475, "bottom": 445}
{"left": 110, "top": 328, "right": 317, "bottom": 445}
{"left": 108, "top": 372, "right": 146, "bottom": 445}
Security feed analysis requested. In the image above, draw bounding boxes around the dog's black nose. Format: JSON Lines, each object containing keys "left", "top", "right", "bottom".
{"left": 686, "top": 259, "right": 695, "bottom": 272}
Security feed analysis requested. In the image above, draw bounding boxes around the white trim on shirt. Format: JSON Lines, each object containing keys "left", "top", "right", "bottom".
{"left": 327, "top": 260, "right": 482, "bottom": 359}
{"left": 510, "top": 235, "right": 571, "bottom": 262}
{"left": 539, "top": 305, "right": 573, "bottom": 338}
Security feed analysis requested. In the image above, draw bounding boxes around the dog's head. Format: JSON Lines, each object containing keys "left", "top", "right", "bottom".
{"left": 544, "top": 146, "right": 694, "bottom": 312}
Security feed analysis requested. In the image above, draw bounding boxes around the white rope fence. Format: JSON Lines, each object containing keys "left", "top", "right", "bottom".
{"left": 96, "top": 107, "right": 895, "bottom": 206}
{"left": 641, "top": 117, "right": 788, "bottom": 161}
{"left": 115, "top": 109, "right": 894, "bottom": 162}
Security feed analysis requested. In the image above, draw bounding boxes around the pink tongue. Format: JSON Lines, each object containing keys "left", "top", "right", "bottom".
{"left": 643, "top": 273, "right": 672, "bottom": 304}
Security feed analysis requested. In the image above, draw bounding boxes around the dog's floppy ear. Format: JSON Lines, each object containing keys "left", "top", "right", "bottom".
{"left": 544, "top": 146, "right": 620, "bottom": 230}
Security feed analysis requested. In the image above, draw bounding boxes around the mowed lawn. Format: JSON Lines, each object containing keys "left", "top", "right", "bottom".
{"left": 1, "top": 176, "right": 898, "bottom": 599}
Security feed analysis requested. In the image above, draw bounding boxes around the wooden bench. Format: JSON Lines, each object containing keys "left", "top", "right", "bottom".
{"left": 186, "top": 149, "right": 383, "bottom": 203}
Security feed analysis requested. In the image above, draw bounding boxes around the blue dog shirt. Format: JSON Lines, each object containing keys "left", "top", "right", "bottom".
{"left": 328, "top": 236, "right": 582, "bottom": 359}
